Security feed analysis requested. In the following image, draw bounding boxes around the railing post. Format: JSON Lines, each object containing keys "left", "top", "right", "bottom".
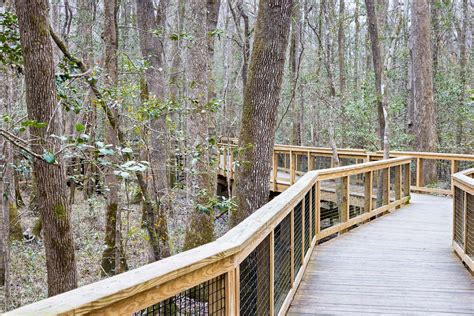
{"left": 301, "top": 195, "right": 305, "bottom": 261}
{"left": 308, "top": 151, "right": 313, "bottom": 171}
{"left": 341, "top": 176, "right": 349, "bottom": 229}
{"left": 224, "top": 268, "right": 237, "bottom": 316}
{"left": 364, "top": 171, "right": 373, "bottom": 213}
{"left": 269, "top": 230, "right": 275, "bottom": 315}
{"left": 383, "top": 168, "right": 390, "bottom": 206}
{"left": 272, "top": 152, "right": 278, "bottom": 191}
{"left": 451, "top": 160, "right": 459, "bottom": 194}
{"left": 290, "top": 209, "right": 295, "bottom": 287}
{"left": 463, "top": 191, "right": 467, "bottom": 254}
{"left": 416, "top": 158, "right": 424, "bottom": 188}
{"left": 395, "top": 165, "right": 402, "bottom": 209}
{"left": 290, "top": 151, "right": 296, "bottom": 185}
{"left": 223, "top": 146, "right": 227, "bottom": 174}
{"left": 315, "top": 181, "right": 321, "bottom": 235}
{"left": 404, "top": 163, "right": 411, "bottom": 197}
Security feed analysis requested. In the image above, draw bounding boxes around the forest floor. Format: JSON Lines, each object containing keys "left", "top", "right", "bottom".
{"left": 0, "top": 184, "right": 228, "bottom": 312}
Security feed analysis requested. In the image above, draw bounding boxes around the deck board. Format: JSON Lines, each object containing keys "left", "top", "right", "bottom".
{"left": 288, "top": 194, "right": 474, "bottom": 315}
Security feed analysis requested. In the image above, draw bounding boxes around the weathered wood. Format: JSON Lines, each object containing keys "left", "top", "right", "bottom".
{"left": 289, "top": 194, "right": 474, "bottom": 315}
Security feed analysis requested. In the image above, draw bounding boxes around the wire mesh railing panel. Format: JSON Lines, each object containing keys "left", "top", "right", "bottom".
{"left": 454, "top": 187, "right": 465, "bottom": 247}
{"left": 298, "top": 155, "right": 308, "bottom": 173}
{"left": 349, "top": 174, "right": 364, "bottom": 218}
{"left": 402, "top": 164, "right": 410, "bottom": 197}
{"left": 304, "top": 192, "right": 311, "bottom": 255}
{"left": 134, "top": 274, "right": 226, "bottom": 316}
{"left": 274, "top": 214, "right": 291, "bottom": 315}
{"left": 311, "top": 185, "right": 316, "bottom": 238}
{"left": 434, "top": 160, "right": 452, "bottom": 190}
{"left": 339, "top": 157, "right": 357, "bottom": 166}
{"left": 410, "top": 158, "right": 417, "bottom": 186}
{"left": 372, "top": 170, "right": 384, "bottom": 210}
{"left": 389, "top": 167, "right": 397, "bottom": 202}
{"left": 320, "top": 179, "right": 341, "bottom": 231}
{"left": 239, "top": 235, "right": 271, "bottom": 316}
{"left": 314, "top": 156, "right": 332, "bottom": 170}
{"left": 293, "top": 202, "right": 303, "bottom": 278}
{"left": 466, "top": 193, "right": 473, "bottom": 259}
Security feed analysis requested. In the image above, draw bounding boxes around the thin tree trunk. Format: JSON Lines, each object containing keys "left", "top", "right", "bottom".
{"left": 183, "top": 0, "right": 215, "bottom": 250}
{"left": 101, "top": 0, "right": 127, "bottom": 275}
{"left": 15, "top": 0, "right": 77, "bottom": 296}
{"left": 135, "top": 0, "right": 170, "bottom": 261}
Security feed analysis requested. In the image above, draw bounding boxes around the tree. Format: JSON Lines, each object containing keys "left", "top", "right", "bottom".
{"left": 183, "top": 0, "right": 215, "bottom": 249}
{"left": 14, "top": 0, "right": 77, "bottom": 296}
{"left": 231, "top": 0, "right": 294, "bottom": 226}
{"left": 101, "top": 0, "right": 127, "bottom": 276}
{"left": 411, "top": 0, "right": 437, "bottom": 183}
{"left": 364, "top": 0, "right": 389, "bottom": 158}
{"left": 135, "top": 0, "right": 170, "bottom": 260}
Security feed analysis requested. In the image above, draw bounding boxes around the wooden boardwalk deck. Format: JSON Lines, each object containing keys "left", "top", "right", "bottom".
{"left": 289, "top": 194, "right": 474, "bottom": 315}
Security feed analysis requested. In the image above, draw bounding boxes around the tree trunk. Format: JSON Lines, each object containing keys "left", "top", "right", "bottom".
{"left": 135, "top": 0, "right": 170, "bottom": 261}
{"left": 364, "top": 0, "right": 389, "bottom": 158}
{"left": 183, "top": 0, "right": 215, "bottom": 250}
{"left": 231, "top": 0, "right": 293, "bottom": 227}
{"left": 101, "top": 0, "right": 127, "bottom": 276}
{"left": 411, "top": 0, "right": 437, "bottom": 183}
{"left": 15, "top": 0, "right": 77, "bottom": 296}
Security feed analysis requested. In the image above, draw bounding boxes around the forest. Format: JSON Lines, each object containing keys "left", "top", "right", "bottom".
{"left": 0, "top": 0, "right": 472, "bottom": 312}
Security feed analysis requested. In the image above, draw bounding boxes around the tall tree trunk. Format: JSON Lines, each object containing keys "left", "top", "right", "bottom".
{"left": 135, "top": 0, "right": 170, "bottom": 261}
{"left": 456, "top": 0, "right": 468, "bottom": 147}
{"left": 101, "top": 0, "right": 127, "bottom": 275}
{"left": 365, "top": 0, "right": 389, "bottom": 158}
{"left": 15, "top": 0, "right": 77, "bottom": 296}
{"left": 411, "top": 0, "right": 437, "bottom": 183}
{"left": 289, "top": 1, "right": 302, "bottom": 145}
{"left": 231, "top": 0, "right": 293, "bottom": 226}
{"left": 183, "top": 0, "right": 215, "bottom": 250}
{"left": 337, "top": 0, "right": 345, "bottom": 94}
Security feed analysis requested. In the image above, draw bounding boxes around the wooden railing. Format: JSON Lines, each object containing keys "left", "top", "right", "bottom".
{"left": 218, "top": 139, "right": 474, "bottom": 196}
{"left": 6, "top": 156, "right": 411, "bottom": 315}
{"left": 452, "top": 168, "right": 474, "bottom": 273}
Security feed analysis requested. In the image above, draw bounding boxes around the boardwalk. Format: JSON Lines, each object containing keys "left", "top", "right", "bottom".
{"left": 289, "top": 194, "right": 474, "bottom": 315}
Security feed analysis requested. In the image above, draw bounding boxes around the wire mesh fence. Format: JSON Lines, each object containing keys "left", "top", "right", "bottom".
{"left": 239, "top": 235, "right": 271, "bottom": 316}
{"left": 274, "top": 214, "right": 291, "bottom": 314}
{"left": 311, "top": 185, "right": 316, "bottom": 237}
{"left": 466, "top": 193, "right": 473, "bottom": 259}
{"left": 134, "top": 274, "right": 226, "bottom": 316}
{"left": 304, "top": 192, "right": 311, "bottom": 255}
{"left": 294, "top": 202, "right": 303, "bottom": 277}
{"left": 454, "top": 187, "right": 465, "bottom": 247}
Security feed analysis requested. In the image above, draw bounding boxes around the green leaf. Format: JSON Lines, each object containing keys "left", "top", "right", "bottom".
{"left": 42, "top": 151, "right": 56, "bottom": 164}
{"left": 75, "top": 123, "right": 85, "bottom": 132}
{"left": 99, "top": 148, "right": 114, "bottom": 156}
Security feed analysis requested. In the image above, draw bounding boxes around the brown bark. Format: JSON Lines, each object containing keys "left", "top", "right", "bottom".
{"left": 14, "top": 0, "right": 77, "bottom": 296}
{"left": 289, "top": 1, "right": 302, "bottom": 146}
{"left": 101, "top": 0, "right": 127, "bottom": 276}
{"left": 411, "top": 0, "right": 437, "bottom": 183}
{"left": 135, "top": 0, "right": 170, "bottom": 260}
{"left": 364, "top": 0, "right": 389, "bottom": 158}
{"left": 337, "top": 0, "right": 345, "bottom": 94}
{"left": 231, "top": 0, "right": 293, "bottom": 226}
{"left": 183, "top": 0, "right": 215, "bottom": 250}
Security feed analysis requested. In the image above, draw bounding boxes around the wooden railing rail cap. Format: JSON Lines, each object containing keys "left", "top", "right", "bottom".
{"left": 452, "top": 168, "right": 474, "bottom": 193}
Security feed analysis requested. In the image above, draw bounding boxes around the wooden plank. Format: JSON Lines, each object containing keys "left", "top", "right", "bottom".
{"left": 416, "top": 158, "right": 423, "bottom": 188}
{"left": 225, "top": 269, "right": 237, "bottom": 316}
{"left": 364, "top": 171, "right": 373, "bottom": 212}
{"left": 289, "top": 194, "right": 474, "bottom": 314}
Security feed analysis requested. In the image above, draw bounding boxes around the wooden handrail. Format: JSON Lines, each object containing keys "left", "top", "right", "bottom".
{"left": 218, "top": 142, "right": 474, "bottom": 195}
{"left": 452, "top": 168, "right": 474, "bottom": 273}
{"left": 7, "top": 155, "right": 412, "bottom": 315}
